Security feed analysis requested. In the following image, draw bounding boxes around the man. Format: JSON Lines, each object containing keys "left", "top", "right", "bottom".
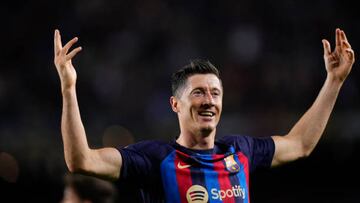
{"left": 60, "top": 173, "right": 117, "bottom": 203}
{"left": 53, "top": 28, "right": 355, "bottom": 202}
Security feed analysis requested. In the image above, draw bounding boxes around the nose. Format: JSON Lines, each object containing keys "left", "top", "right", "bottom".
{"left": 202, "top": 91, "right": 215, "bottom": 107}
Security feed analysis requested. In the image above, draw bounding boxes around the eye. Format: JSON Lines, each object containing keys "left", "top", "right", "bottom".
{"left": 192, "top": 90, "right": 203, "bottom": 96}
{"left": 212, "top": 91, "right": 220, "bottom": 96}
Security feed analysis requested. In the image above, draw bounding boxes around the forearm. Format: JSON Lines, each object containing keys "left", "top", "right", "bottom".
{"left": 287, "top": 75, "right": 342, "bottom": 156}
{"left": 54, "top": 30, "right": 122, "bottom": 179}
{"left": 61, "top": 87, "right": 90, "bottom": 172}
{"left": 272, "top": 29, "right": 354, "bottom": 167}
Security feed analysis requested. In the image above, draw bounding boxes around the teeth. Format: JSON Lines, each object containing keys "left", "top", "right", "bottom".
{"left": 199, "top": 112, "right": 214, "bottom": 116}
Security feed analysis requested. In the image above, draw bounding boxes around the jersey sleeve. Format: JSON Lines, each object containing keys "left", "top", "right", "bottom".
{"left": 219, "top": 135, "right": 275, "bottom": 172}
{"left": 117, "top": 140, "right": 172, "bottom": 183}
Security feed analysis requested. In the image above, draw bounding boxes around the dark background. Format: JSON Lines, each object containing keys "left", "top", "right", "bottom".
{"left": 1, "top": 0, "right": 360, "bottom": 202}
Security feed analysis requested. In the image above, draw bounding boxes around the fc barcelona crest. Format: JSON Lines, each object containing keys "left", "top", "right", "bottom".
{"left": 224, "top": 155, "right": 240, "bottom": 173}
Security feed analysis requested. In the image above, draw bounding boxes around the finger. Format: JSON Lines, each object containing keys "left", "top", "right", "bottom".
{"left": 342, "top": 41, "right": 351, "bottom": 49}
{"left": 335, "top": 28, "right": 341, "bottom": 51}
{"left": 54, "top": 29, "right": 63, "bottom": 55}
{"left": 341, "top": 31, "right": 352, "bottom": 49}
{"left": 53, "top": 30, "right": 57, "bottom": 54}
{"left": 341, "top": 30, "right": 349, "bottom": 43}
{"left": 345, "top": 48, "right": 355, "bottom": 61}
{"left": 322, "top": 39, "right": 331, "bottom": 56}
{"left": 328, "top": 60, "right": 338, "bottom": 66}
{"left": 62, "top": 37, "right": 79, "bottom": 55}
{"left": 66, "top": 47, "right": 82, "bottom": 60}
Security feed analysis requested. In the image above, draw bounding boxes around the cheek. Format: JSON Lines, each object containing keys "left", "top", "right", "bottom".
{"left": 215, "top": 100, "right": 222, "bottom": 111}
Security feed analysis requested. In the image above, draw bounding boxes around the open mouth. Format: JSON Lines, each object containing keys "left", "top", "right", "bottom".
{"left": 198, "top": 111, "right": 215, "bottom": 117}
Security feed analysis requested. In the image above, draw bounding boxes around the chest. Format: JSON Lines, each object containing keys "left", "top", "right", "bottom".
{"left": 160, "top": 150, "right": 250, "bottom": 203}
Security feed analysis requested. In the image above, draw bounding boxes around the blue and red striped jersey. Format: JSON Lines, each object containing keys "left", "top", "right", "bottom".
{"left": 116, "top": 135, "right": 275, "bottom": 203}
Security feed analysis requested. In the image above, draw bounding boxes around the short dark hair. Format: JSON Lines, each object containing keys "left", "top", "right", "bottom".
{"left": 64, "top": 174, "right": 117, "bottom": 203}
{"left": 171, "top": 59, "right": 221, "bottom": 97}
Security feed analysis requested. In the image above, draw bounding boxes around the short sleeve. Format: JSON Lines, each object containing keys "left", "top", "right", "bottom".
{"left": 117, "top": 141, "right": 156, "bottom": 182}
{"left": 117, "top": 140, "right": 173, "bottom": 183}
{"left": 218, "top": 135, "right": 275, "bottom": 172}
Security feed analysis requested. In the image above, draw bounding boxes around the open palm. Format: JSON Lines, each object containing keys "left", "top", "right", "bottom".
{"left": 322, "top": 28, "right": 355, "bottom": 82}
{"left": 53, "top": 29, "right": 82, "bottom": 91}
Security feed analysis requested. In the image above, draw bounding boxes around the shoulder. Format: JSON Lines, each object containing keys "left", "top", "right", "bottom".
{"left": 217, "top": 134, "right": 252, "bottom": 146}
{"left": 119, "top": 140, "right": 174, "bottom": 159}
{"left": 123, "top": 140, "right": 169, "bottom": 150}
{"left": 217, "top": 134, "right": 274, "bottom": 153}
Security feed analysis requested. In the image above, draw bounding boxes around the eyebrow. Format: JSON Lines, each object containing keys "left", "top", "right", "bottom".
{"left": 190, "top": 87, "right": 222, "bottom": 92}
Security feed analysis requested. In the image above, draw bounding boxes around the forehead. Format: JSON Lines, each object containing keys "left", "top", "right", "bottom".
{"left": 185, "top": 74, "right": 222, "bottom": 90}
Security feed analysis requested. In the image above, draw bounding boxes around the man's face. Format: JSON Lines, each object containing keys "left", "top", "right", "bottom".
{"left": 172, "top": 74, "right": 223, "bottom": 135}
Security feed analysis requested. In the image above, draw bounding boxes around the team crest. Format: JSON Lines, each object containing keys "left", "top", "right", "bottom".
{"left": 224, "top": 155, "right": 240, "bottom": 173}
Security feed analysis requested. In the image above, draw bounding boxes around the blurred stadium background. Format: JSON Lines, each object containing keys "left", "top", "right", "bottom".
{"left": 0, "top": 0, "right": 359, "bottom": 202}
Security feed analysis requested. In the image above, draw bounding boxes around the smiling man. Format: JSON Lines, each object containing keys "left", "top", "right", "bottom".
{"left": 171, "top": 68, "right": 223, "bottom": 149}
{"left": 53, "top": 28, "right": 355, "bottom": 203}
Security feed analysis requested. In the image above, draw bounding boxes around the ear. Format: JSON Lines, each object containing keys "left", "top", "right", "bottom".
{"left": 170, "top": 96, "right": 179, "bottom": 113}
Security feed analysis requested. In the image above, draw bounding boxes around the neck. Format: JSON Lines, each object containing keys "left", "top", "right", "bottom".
{"left": 176, "top": 129, "right": 216, "bottom": 150}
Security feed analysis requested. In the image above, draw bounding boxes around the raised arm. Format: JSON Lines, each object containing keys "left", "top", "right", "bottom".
{"left": 54, "top": 29, "right": 122, "bottom": 180}
{"left": 271, "top": 28, "right": 355, "bottom": 167}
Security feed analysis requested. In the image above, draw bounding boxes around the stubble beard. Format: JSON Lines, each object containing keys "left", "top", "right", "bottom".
{"left": 199, "top": 125, "right": 215, "bottom": 137}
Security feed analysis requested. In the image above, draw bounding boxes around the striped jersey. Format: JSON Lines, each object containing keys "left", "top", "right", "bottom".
{"left": 116, "top": 135, "right": 275, "bottom": 203}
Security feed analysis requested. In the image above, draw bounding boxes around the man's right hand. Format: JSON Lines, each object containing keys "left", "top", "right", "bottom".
{"left": 53, "top": 29, "right": 82, "bottom": 92}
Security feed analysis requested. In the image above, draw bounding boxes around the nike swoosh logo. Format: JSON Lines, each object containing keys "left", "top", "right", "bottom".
{"left": 177, "top": 162, "right": 191, "bottom": 169}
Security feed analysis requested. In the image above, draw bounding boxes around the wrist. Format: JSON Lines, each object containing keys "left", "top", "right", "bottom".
{"left": 326, "top": 73, "right": 346, "bottom": 84}
{"left": 325, "top": 74, "right": 343, "bottom": 90}
{"left": 61, "top": 85, "right": 76, "bottom": 95}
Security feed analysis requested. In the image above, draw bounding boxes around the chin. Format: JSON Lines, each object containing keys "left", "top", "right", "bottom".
{"left": 199, "top": 126, "right": 215, "bottom": 136}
